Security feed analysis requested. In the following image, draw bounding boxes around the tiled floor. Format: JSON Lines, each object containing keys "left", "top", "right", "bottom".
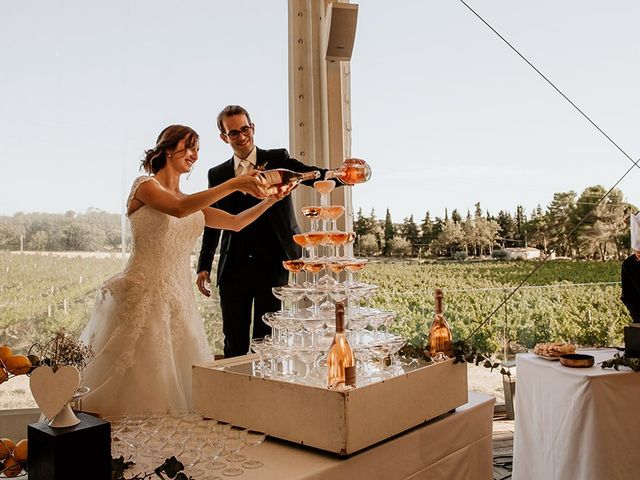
{"left": 492, "top": 415, "right": 514, "bottom": 480}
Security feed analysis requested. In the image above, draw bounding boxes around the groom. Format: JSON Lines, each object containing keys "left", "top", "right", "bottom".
{"left": 196, "top": 105, "right": 332, "bottom": 358}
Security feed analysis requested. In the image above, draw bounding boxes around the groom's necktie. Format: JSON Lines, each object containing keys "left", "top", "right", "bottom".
{"left": 237, "top": 159, "right": 252, "bottom": 176}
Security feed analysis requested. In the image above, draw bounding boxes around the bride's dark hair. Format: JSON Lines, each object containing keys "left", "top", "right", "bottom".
{"left": 141, "top": 125, "right": 199, "bottom": 174}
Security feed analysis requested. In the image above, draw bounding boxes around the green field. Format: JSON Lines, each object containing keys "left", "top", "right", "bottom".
{"left": 361, "top": 259, "right": 625, "bottom": 352}
{"left": 0, "top": 253, "right": 628, "bottom": 356}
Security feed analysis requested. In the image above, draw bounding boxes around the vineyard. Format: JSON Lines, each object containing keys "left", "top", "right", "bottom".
{"left": 0, "top": 252, "right": 628, "bottom": 358}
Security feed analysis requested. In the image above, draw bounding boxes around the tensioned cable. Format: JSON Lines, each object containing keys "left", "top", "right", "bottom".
{"left": 458, "top": 0, "right": 640, "bottom": 170}
{"left": 456, "top": 1, "right": 640, "bottom": 340}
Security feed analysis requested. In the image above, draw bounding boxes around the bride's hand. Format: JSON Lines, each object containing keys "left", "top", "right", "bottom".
{"left": 234, "top": 174, "right": 268, "bottom": 199}
{"left": 271, "top": 184, "right": 293, "bottom": 201}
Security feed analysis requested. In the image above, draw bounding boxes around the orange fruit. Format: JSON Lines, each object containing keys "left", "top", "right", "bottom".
{"left": 2, "top": 457, "right": 23, "bottom": 477}
{"left": 12, "top": 439, "right": 27, "bottom": 463}
{"left": 0, "top": 346, "right": 11, "bottom": 363}
{"left": 0, "top": 438, "right": 14, "bottom": 460}
{"left": 0, "top": 368, "right": 7, "bottom": 385}
{"left": 3, "top": 355, "right": 31, "bottom": 375}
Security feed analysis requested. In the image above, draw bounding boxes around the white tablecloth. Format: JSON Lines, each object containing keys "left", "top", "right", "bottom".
{"left": 513, "top": 350, "right": 640, "bottom": 480}
{"left": 9, "top": 394, "right": 494, "bottom": 480}
{"left": 232, "top": 392, "right": 494, "bottom": 480}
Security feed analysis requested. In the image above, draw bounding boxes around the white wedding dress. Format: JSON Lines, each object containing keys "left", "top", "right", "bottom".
{"left": 80, "top": 176, "right": 213, "bottom": 417}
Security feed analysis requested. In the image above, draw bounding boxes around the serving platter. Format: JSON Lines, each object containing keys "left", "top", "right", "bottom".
{"left": 529, "top": 350, "right": 560, "bottom": 361}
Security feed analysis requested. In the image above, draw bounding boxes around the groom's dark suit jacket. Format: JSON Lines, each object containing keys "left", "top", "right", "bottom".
{"left": 196, "top": 147, "right": 327, "bottom": 285}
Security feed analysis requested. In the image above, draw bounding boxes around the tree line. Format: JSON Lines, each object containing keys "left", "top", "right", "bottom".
{"left": 354, "top": 185, "right": 636, "bottom": 260}
{"left": 0, "top": 209, "right": 128, "bottom": 252}
{"left": 0, "top": 184, "right": 635, "bottom": 259}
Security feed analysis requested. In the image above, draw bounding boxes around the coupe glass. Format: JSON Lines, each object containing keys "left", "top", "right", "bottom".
{"left": 183, "top": 439, "right": 205, "bottom": 472}
{"left": 203, "top": 432, "right": 227, "bottom": 471}
{"left": 283, "top": 259, "right": 305, "bottom": 286}
{"left": 327, "top": 260, "right": 347, "bottom": 284}
{"left": 369, "top": 341, "right": 391, "bottom": 378}
{"left": 344, "top": 258, "right": 367, "bottom": 287}
{"left": 144, "top": 437, "right": 168, "bottom": 472}
{"left": 222, "top": 427, "right": 247, "bottom": 477}
{"left": 295, "top": 347, "right": 321, "bottom": 382}
{"left": 242, "top": 430, "right": 267, "bottom": 469}
{"left": 287, "top": 286, "right": 306, "bottom": 316}
{"left": 368, "top": 310, "right": 388, "bottom": 341}
{"left": 305, "top": 288, "right": 327, "bottom": 318}
{"left": 293, "top": 233, "right": 312, "bottom": 259}
{"left": 303, "top": 261, "right": 324, "bottom": 287}
{"left": 180, "top": 412, "right": 203, "bottom": 429}
{"left": 353, "top": 344, "right": 374, "bottom": 379}
{"left": 313, "top": 179, "right": 335, "bottom": 207}
{"left": 262, "top": 313, "right": 280, "bottom": 343}
{"left": 301, "top": 315, "right": 326, "bottom": 347}
{"left": 304, "top": 232, "right": 325, "bottom": 258}
{"left": 386, "top": 334, "right": 406, "bottom": 374}
{"left": 250, "top": 337, "right": 268, "bottom": 376}
{"left": 326, "top": 230, "right": 349, "bottom": 260}
{"left": 272, "top": 286, "right": 289, "bottom": 314}
{"left": 301, "top": 206, "right": 322, "bottom": 231}
{"left": 320, "top": 205, "right": 345, "bottom": 232}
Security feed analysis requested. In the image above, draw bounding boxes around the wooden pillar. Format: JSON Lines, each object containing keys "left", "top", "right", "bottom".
{"left": 288, "top": 0, "right": 357, "bottom": 232}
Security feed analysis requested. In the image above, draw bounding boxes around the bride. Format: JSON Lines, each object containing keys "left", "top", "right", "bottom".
{"left": 80, "top": 124, "right": 280, "bottom": 417}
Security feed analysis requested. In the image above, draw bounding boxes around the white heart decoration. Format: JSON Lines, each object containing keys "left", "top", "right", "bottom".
{"left": 29, "top": 365, "right": 81, "bottom": 420}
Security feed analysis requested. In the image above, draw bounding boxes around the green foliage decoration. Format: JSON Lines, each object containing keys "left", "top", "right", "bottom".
{"left": 112, "top": 455, "right": 192, "bottom": 480}
{"left": 601, "top": 352, "right": 640, "bottom": 372}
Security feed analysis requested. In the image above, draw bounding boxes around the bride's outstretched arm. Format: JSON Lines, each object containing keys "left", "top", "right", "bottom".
{"left": 203, "top": 195, "right": 282, "bottom": 231}
{"left": 133, "top": 175, "right": 266, "bottom": 218}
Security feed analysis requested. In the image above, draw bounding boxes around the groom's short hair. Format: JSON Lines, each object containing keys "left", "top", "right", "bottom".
{"left": 217, "top": 105, "right": 252, "bottom": 134}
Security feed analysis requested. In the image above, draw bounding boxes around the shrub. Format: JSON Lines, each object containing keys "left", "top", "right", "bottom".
{"left": 492, "top": 249, "right": 508, "bottom": 260}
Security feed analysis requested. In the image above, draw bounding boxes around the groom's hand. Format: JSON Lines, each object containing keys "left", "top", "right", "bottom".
{"left": 196, "top": 271, "right": 211, "bottom": 297}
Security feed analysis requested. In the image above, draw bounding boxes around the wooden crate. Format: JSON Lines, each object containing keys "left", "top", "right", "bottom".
{"left": 193, "top": 356, "right": 468, "bottom": 455}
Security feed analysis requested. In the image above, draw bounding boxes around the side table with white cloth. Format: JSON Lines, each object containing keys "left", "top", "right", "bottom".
{"left": 513, "top": 349, "right": 640, "bottom": 480}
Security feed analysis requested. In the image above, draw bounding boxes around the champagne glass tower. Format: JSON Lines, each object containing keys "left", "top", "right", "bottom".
{"left": 259, "top": 158, "right": 416, "bottom": 389}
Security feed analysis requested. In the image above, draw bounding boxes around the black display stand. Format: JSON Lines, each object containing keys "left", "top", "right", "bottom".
{"left": 625, "top": 324, "right": 640, "bottom": 358}
{"left": 27, "top": 412, "right": 110, "bottom": 480}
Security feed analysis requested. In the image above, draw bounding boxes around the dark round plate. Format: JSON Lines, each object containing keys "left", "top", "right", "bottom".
{"left": 560, "top": 353, "right": 594, "bottom": 368}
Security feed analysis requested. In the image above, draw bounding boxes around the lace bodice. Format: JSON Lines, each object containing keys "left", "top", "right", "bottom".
{"left": 124, "top": 176, "right": 205, "bottom": 287}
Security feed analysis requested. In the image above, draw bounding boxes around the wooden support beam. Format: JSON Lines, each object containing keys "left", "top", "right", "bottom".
{"left": 288, "top": 0, "right": 357, "bottom": 233}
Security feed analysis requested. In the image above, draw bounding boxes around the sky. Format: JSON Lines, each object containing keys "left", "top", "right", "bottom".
{"left": 1, "top": 0, "right": 639, "bottom": 223}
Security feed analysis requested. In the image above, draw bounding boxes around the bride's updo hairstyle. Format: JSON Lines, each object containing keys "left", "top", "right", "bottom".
{"left": 141, "top": 125, "right": 199, "bottom": 174}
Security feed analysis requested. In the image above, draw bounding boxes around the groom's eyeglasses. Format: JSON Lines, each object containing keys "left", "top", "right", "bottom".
{"left": 224, "top": 124, "right": 254, "bottom": 140}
